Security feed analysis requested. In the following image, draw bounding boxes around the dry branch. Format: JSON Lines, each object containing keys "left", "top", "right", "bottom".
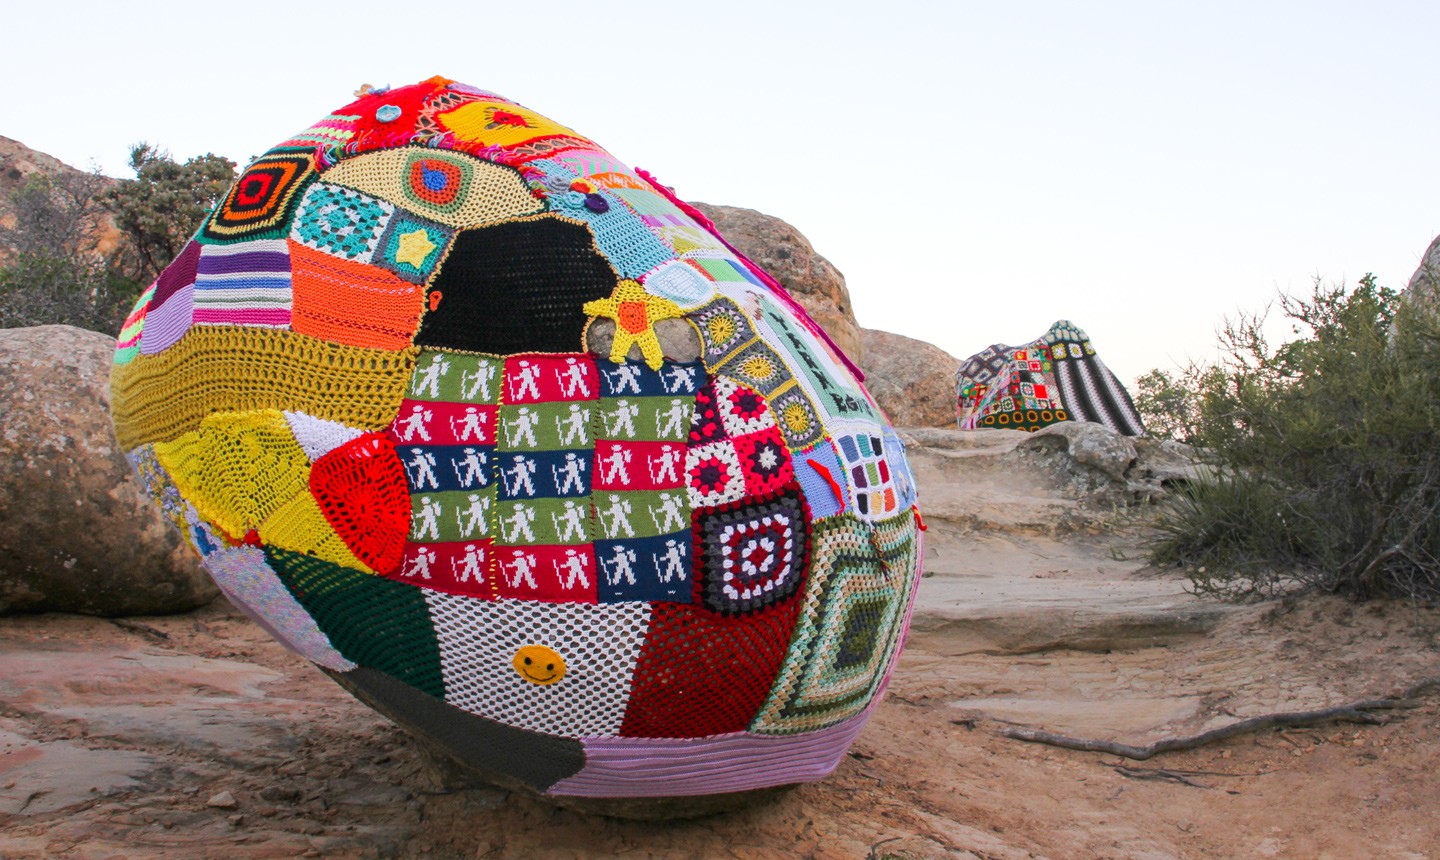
{"left": 984, "top": 699, "right": 1409, "bottom": 761}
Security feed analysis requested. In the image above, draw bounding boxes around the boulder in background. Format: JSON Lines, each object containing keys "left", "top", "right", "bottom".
{"left": 860, "top": 328, "right": 961, "bottom": 427}
{"left": 0, "top": 324, "right": 215, "bottom": 615}
{"left": 690, "top": 203, "right": 864, "bottom": 364}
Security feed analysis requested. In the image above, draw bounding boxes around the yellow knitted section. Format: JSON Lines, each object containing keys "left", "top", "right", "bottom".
{"left": 154, "top": 410, "right": 311, "bottom": 540}
{"left": 318, "top": 146, "right": 544, "bottom": 228}
{"left": 260, "top": 490, "right": 374, "bottom": 574}
{"left": 111, "top": 326, "right": 418, "bottom": 449}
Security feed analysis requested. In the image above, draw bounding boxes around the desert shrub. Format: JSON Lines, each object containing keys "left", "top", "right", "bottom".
{"left": 100, "top": 144, "right": 235, "bottom": 286}
{"left": 1146, "top": 275, "right": 1440, "bottom": 600}
{"left": 0, "top": 170, "right": 135, "bottom": 331}
{"left": 0, "top": 144, "right": 235, "bottom": 333}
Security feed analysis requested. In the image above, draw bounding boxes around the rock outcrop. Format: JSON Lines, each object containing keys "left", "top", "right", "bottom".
{"left": 0, "top": 135, "right": 121, "bottom": 258}
{"left": 859, "top": 328, "right": 961, "bottom": 427}
{"left": 0, "top": 325, "right": 215, "bottom": 615}
{"left": 690, "top": 203, "right": 864, "bottom": 364}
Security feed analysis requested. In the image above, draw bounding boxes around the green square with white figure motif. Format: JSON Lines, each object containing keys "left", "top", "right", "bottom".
{"left": 408, "top": 350, "right": 503, "bottom": 404}
{"left": 594, "top": 395, "right": 693, "bottom": 443}
{"left": 409, "top": 488, "right": 496, "bottom": 544}
{"left": 592, "top": 488, "right": 691, "bottom": 541}
{"left": 493, "top": 497, "right": 593, "bottom": 546}
{"left": 498, "top": 401, "right": 593, "bottom": 452}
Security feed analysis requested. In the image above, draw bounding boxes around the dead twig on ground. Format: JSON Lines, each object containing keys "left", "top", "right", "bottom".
{"left": 1108, "top": 766, "right": 1213, "bottom": 789}
{"left": 106, "top": 618, "right": 170, "bottom": 642}
{"left": 985, "top": 695, "right": 1419, "bottom": 761}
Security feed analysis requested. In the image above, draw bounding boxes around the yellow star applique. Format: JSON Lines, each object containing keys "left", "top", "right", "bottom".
{"left": 394, "top": 229, "right": 437, "bottom": 268}
{"left": 584, "top": 280, "right": 684, "bottom": 370}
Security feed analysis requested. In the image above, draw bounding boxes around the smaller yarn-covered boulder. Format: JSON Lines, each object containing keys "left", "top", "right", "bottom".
{"left": 956, "top": 320, "right": 1145, "bottom": 436}
{"left": 108, "top": 76, "right": 923, "bottom": 815}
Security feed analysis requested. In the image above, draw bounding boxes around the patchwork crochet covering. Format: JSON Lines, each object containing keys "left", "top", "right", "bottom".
{"left": 109, "top": 76, "right": 924, "bottom": 799}
{"left": 955, "top": 320, "right": 1145, "bottom": 435}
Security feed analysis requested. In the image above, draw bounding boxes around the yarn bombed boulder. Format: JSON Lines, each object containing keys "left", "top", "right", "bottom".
{"left": 109, "top": 77, "right": 923, "bottom": 813}
{"left": 956, "top": 320, "right": 1145, "bottom": 436}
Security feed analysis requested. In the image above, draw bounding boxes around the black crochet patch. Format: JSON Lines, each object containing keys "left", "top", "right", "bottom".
{"left": 416, "top": 215, "right": 618, "bottom": 354}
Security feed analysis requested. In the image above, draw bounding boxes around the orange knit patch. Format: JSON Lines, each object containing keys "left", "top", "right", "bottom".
{"left": 288, "top": 241, "right": 424, "bottom": 350}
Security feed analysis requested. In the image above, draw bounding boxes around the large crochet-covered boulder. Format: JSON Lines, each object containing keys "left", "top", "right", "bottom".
{"left": 109, "top": 76, "right": 922, "bottom": 812}
{"left": 956, "top": 320, "right": 1145, "bottom": 436}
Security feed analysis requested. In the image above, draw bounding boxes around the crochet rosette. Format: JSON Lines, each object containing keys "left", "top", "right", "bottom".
{"left": 110, "top": 76, "right": 923, "bottom": 801}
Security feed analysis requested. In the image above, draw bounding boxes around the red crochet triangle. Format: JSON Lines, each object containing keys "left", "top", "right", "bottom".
{"left": 309, "top": 433, "right": 410, "bottom": 575}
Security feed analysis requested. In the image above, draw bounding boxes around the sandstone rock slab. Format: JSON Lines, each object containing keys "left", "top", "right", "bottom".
{"left": 0, "top": 324, "right": 214, "bottom": 615}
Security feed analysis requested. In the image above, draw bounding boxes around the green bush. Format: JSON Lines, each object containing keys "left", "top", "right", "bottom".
{"left": 1145, "top": 274, "right": 1440, "bottom": 600}
{"left": 0, "top": 144, "right": 235, "bottom": 334}
{"left": 0, "top": 170, "right": 135, "bottom": 332}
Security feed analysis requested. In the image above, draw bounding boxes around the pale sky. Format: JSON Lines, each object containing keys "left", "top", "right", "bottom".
{"left": 5, "top": 1, "right": 1436, "bottom": 384}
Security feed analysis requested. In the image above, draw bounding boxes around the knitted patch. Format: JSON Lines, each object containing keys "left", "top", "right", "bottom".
{"left": 426, "top": 595, "right": 650, "bottom": 738}
{"left": 372, "top": 210, "right": 452, "bottom": 284}
{"left": 317, "top": 146, "right": 544, "bottom": 228}
{"left": 692, "top": 297, "right": 758, "bottom": 368}
{"left": 416, "top": 216, "right": 619, "bottom": 355}
{"left": 153, "top": 409, "right": 311, "bottom": 541}
{"left": 831, "top": 420, "right": 900, "bottom": 522}
{"left": 882, "top": 427, "right": 919, "bottom": 510}
{"left": 151, "top": 241, "right": 201, "bottom": 308}
{"left": 695, "top": 485, "right": 810, "bottom": 616}
{"left": 310, "top": 433, "right": 411, "bottom": 575}
{"left": 619, "top": 531, "right": 806, "bottom": 737}
{"left": 751, "top": 510, "right": 919, "bottom": 735}
{"left": 114, "top": 283, "right": 152, "bottom": 365}
{"left": 289, "top": 240, "right": 424, "bottom": 350}
{"left": 193, "top": 239, "right": 292, "bottom": 328}
{"left": 284, "top": 411, "right": 366, "bottom": 461}
{"left": 595, "top": 532, "right": 692, "bottom": 603}
{"left": 291, "top": 182, "right": 394, "bottom": 262}
{"left": 640, "top": 259, "right": 717, "bottom": 311}
{"left": 756, "top": 294, "right": 880, "bottom": 425}
{"left": 529, "top": 159, "right": 675, "bottom": 279}
{"left": 793, "top": 437, "right": 849, "bottom": 518}
{"left": 437, "top": 100, "right": 579, "bottom": 149}
{"left": 141, "top": 241, "right": 201, "bottom": 355}
{"left": 204, "top": 153, "right": 315, "bottom": 242}
{"left": 203, "top": 545, "right": 356, "bottom": 672}
{"left": 111, "top": 327, "right": 417, "bottom": 449}
{"left": 684, "top": 377, "right": 792, "bottom": 506}
{"left": 769, "top": 385, "right": 825, "bottom": 451}
{"left": 268, "top": 546, "right": 446, "bottom": 698}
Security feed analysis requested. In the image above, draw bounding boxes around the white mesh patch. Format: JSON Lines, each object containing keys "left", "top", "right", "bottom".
{"left": 425, "top": 595, "right": 651, "bottom": 738}
{"left": 284, "top": 410, "right": 366, "bottom": 461}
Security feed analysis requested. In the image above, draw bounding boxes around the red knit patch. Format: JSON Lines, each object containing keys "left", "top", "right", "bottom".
{"left": 309, "top": 433, "right": 411, "bottom": 574}
{"left": 619, "top": 489, "right": 809, "bottom": 738}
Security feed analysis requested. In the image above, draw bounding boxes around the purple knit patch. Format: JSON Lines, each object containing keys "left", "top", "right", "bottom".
{"left": 152, "top": 241, "right": 201, "bottom": 308}
{"left": 139, "top": 283, "right": 194, "bottom": 355}
{"left": 550, "top": 705, "right": 877, "bottom": 797}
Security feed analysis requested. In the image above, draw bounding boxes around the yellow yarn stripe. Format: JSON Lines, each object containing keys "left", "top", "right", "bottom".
{"left": 261, "top": 490, "right": 374, "bottom": 574}
{"left": 319, "top": 146, "right": 543, "bottom": 228}
{"left": 154, "top": 409, "right": 375, "bottom": 573}
{"left": 111, "top": 327, "right": 417, "bottom": 449}
{"left": 155, "top": 410, "right": 311, "bottom": 540}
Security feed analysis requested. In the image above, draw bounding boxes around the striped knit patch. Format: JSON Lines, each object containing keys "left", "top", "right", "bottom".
{"left": 193, "top": 239, "right": 293, "bottom": 327}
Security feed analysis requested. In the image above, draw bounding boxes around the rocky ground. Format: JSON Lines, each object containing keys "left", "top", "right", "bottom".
{"left": 3, "top": 428, "right": 1439, "bottom": 860}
